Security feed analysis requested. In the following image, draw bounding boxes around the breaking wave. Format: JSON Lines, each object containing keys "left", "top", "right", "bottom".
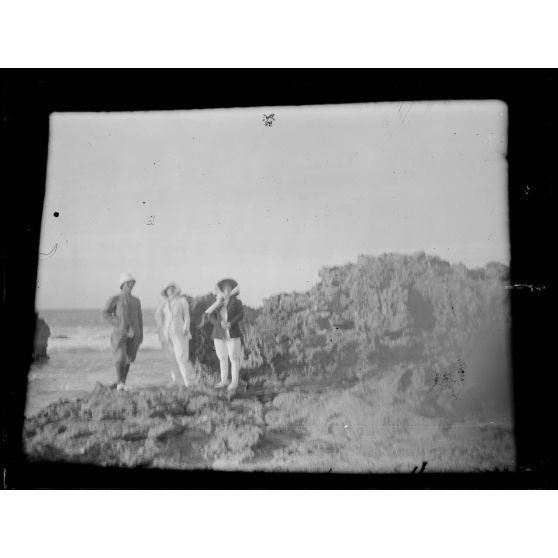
{"left": 48, "top": 326, "right": 161, "bottom": 353}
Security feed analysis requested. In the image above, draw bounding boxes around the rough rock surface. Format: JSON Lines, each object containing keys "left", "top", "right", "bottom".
{"left": 23, "top": 375, "right": 514, "bottom": 472}
{"left": 33, "top": 316, "right": 51, "bottom": 363}
{"left": 24, "top": 253, "right": 514, "bottom": 472}
{"left": 238, "top": 252, "right": 512, "bottom": 423}
{"left": 24, "top": 384, "right": 266, "bottom": 469}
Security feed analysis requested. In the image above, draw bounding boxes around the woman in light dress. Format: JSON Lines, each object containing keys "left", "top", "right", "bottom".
{"left": 155, "top": 281, "right": 193, "bottom": 387}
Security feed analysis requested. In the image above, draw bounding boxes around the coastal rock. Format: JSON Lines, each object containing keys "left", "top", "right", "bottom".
{"left": 24, "top": 384, "right": 265, "bottom": 469}
{"left": 23, "top": 374, "right": 515, "bottom": 472}
{"left": 170, "top": 255, "right": 511, "bottom": 422}
{"left": 24, "top": 253, "right": 514, "bottom": 472}
{"left": 235, "top": 253, "right": 510, "bottom": 418}
{"left": 33, "top": 317, "right": 51, "bottom": 363}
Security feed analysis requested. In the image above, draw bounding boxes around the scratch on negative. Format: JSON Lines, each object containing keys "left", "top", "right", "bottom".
{"left": 505, "top": 284, "right": 546, "bottom": 291}
{"left": 39, "top": 243, "right": 58, "bottom": 258}
{"left": 400, "top": 102, "right": 412, "bottom": 126}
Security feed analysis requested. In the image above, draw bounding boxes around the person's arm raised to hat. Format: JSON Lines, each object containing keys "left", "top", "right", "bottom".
{"left": 102, "top": 295, "right": 120, "bottom": 327}
{"left": 206, "top": 290, "right": 225, "bottom": 324}
{"left": 227, "top": 299, "right": 244, "bottom": 327}
{"left": 204, "top": 289, "right": 225, "bottom": 315}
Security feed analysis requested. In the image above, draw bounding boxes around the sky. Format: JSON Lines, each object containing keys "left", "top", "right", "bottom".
{"left": 36, "top": 100, "right": 509, "bottom": 310}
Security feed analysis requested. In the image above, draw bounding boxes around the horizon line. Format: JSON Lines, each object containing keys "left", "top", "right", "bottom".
{"left": 35, "top": 252, "right": 509, "bottom": 313}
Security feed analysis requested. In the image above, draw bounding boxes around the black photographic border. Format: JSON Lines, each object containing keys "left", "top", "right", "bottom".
{"left": 2, "top": 69, "right": 556, "bottom": 489}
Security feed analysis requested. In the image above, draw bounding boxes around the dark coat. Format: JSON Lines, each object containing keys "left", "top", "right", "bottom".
{"left": 208, "top": 296, "right": 243, "bottom": 340}
{"left": 103, "top": 293, "right": 143, "bottom": 363}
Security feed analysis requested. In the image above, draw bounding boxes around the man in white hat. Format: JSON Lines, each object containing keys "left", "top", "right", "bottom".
{"left": 102, "top": 272, "right": 143, "bottom": 391}
{"left": 155, "top": 281, "right": 192, "bottom": 387}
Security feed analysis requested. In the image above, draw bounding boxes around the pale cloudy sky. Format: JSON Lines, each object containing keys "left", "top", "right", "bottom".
{"left": 36, "top": 100, "right": 508, "bottom": 310}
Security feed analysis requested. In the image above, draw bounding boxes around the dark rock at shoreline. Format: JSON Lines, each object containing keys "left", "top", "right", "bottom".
{"left": 33, "top": 316, "right": 51, "bottom": 363}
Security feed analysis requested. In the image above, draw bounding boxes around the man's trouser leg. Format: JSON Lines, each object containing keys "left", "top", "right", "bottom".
{"left": 112, "top": 335, "right": 127, "bottom": 384}
{"left": 115, "top": 363, "right": 126, "bottom": 384}
{"left": 121, "top": 338, "right": 136, "bottom": 383}
{"left": 121, "top": 363, "right": 131, "bottom": 382}
{"left": 214, "top": 338, "right": 229, "bottom": 385}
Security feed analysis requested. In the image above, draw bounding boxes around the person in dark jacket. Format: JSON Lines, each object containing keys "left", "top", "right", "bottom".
{"left": 205, "top": 278, "right": 243, "bottom": 392}
{"left": 103, "top": 272, "right": 143, "bottom": 391}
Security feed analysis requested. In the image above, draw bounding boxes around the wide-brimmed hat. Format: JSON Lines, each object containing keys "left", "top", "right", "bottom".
{"left": 204, "top": 278, "right": 240, "bottom": 315}
{"left": 161, "top": 281, "right": 181, "bottom": 297}
{"left": 119, "top": 272, "right": 136, "bottom": 288}
{"left": 217, "top": 278, "right": 238, "bottom": 291}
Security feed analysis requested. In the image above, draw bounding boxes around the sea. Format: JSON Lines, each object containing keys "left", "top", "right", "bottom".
{"left": 26, "top": 309, "right": 173, "bottom": 416}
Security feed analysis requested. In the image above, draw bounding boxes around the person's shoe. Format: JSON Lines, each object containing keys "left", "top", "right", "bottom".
{"left": 116, "top": 382, "right": 127, "bottom": 392}
{"left": 215, "top": 380, "right": 229, "bottom": 388}
{"left": 227, "top": 383, "right": 238, "bottom": 392}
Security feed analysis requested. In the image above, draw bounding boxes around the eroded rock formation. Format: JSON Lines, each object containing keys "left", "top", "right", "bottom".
{"left": 33, "top": 316, "right": 51, "bottom": 363}
{"left": 24, "top": 253, "right": 513, "bottom": 471}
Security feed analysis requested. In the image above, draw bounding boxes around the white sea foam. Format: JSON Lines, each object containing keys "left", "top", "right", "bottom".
{"left": 47, "top": 326, "right": 161, "bottom": 353}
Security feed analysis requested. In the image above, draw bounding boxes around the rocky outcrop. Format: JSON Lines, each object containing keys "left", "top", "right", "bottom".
{"left": 33, "top": 316, "right": 50, "bottom": 363}
{"left": 24, "top": 384, "right": 266, "bottom": 469}
{"left": 23, "top": 375, "right": 515, "bottom": 472}
{"left": 232, "top": 253, "right": 511, "bottom": 421}
{"left": 180, "top": 254, "right": 510, "bottom": 421}
{"left": 24, "top": 253, "right": 514, "bottom": 471}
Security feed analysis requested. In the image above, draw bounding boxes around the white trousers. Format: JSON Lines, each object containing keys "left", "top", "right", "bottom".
{"left": 214, "top": 337, "right": 242, "bottom": 386}
{"left": 162, "top": 334, "right": 192, "bottom": 386}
